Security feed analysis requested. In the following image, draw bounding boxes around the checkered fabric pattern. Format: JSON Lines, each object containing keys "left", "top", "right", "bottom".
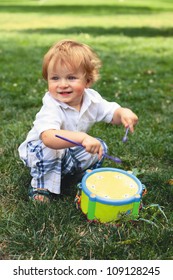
{"left": 26, "top": 139, "right": 107, "bottom": 194}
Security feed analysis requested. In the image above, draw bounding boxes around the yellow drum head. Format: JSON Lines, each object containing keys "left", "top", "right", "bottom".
{"left": 86, "top": 171, "right": 139, "bottom": 200}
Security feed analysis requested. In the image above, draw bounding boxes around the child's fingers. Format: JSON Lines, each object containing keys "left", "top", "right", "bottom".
{"left": 122, "top": 116, "right": 138, "bottom": 133}
{"left": 98, "top": 146, "right": 103, "bottom": 160}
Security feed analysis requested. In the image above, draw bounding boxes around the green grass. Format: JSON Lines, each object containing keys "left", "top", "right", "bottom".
{"left": 0, "top": 0, "right": 173, "bottom": 260}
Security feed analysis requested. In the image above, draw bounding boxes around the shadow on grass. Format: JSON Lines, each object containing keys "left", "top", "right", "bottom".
{"left": 19, "top": 26, "right": 173, "bottom": 37}
{"left": 0, "top": 4, "right": 171, "bottom": 15}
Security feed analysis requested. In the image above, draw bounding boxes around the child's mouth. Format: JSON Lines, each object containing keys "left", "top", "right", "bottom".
{"left": 58, "top": 91, "right": 72, "bottom": 95}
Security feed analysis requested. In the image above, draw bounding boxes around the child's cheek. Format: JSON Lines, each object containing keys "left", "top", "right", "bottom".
{"left": 48, "top": 83, "right": 56, "bottom": 94}
{"left": 74, "top": 84, "right": 86, "bottom": 95}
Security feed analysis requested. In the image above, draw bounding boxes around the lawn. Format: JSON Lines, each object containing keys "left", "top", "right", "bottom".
{"left": 0, "top": 0, "right": 173, "bottom": 260}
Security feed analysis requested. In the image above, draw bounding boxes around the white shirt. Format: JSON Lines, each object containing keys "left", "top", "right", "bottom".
{"left": 18, "top": 88, "right": 120, "bottom": 160}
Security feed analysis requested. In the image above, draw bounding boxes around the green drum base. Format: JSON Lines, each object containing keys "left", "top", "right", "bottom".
{"left": 81, "top": 191, "right": 136, "bottom": 222}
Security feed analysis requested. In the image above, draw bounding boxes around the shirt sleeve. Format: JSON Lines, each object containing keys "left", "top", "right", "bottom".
{"left": 92, "top": 91, "right": 121, "bottom": 123}
{"left": 33, "top": 104, "right": 62, "bottom": 136}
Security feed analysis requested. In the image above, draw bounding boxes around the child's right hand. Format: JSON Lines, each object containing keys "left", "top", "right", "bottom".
{"left": 82, "top": 135, "right": 103, "bottom": 160}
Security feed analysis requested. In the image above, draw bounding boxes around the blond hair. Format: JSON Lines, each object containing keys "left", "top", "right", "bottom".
{"left": 42, "top": 39, "right": 101, "bottom": 84}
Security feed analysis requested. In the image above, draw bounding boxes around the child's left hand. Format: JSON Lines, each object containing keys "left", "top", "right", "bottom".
{"left": 112, "top": 107, "right": 138, "bottom": 132}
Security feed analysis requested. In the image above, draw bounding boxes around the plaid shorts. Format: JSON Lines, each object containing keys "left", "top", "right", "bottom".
{"left": 26, "top": 139, "right": 107, "bottom": 194}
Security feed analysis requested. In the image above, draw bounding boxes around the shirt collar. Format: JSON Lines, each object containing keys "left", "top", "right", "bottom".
{"left": 45, "top": 89, "right": 99, "bottom": 110}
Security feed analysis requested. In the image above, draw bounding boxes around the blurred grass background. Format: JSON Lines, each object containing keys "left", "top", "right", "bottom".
{"left": 0, "top": 0, "right": 173, "bottom": 260}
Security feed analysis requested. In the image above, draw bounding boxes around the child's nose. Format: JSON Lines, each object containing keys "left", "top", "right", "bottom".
{"left": 59, "top": 78, "right": 68, "bottom": 87}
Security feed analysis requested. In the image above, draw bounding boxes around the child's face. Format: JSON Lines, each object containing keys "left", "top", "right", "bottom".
{"left": 47, "top": 62, "right": 90, "bottom": 110}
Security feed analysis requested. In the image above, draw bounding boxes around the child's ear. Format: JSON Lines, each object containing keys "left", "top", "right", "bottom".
{"left": 86, "top": 78, "right": 92, "bottom": 88}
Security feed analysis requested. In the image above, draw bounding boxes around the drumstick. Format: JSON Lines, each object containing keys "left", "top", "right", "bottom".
{"left": 55, "top": 134, "right": 122, "bottom": 164}
{"left": 122, "top": 127, "right": 129, "bottom": 143}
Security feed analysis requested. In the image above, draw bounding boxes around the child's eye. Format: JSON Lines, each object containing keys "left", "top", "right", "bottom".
{"left": 51, "top": 76, "right": 59, "bottom": 80}
{"left": 68, "top": 76, "right": 77, "bottom": 80}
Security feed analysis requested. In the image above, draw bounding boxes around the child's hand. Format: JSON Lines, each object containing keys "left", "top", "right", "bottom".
{"left": 120, "top": 108, "right": 138, "bottom": 132}
{"left": 82, "top": 135, "right": 103, "bottom": 159}
{"left": 112, "top": 107, "right": 138, "bottom": 132}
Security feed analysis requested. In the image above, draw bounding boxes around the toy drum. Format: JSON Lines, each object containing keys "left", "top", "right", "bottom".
{"left": 78, "top": 167, "right": 143, "bottom": 223}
